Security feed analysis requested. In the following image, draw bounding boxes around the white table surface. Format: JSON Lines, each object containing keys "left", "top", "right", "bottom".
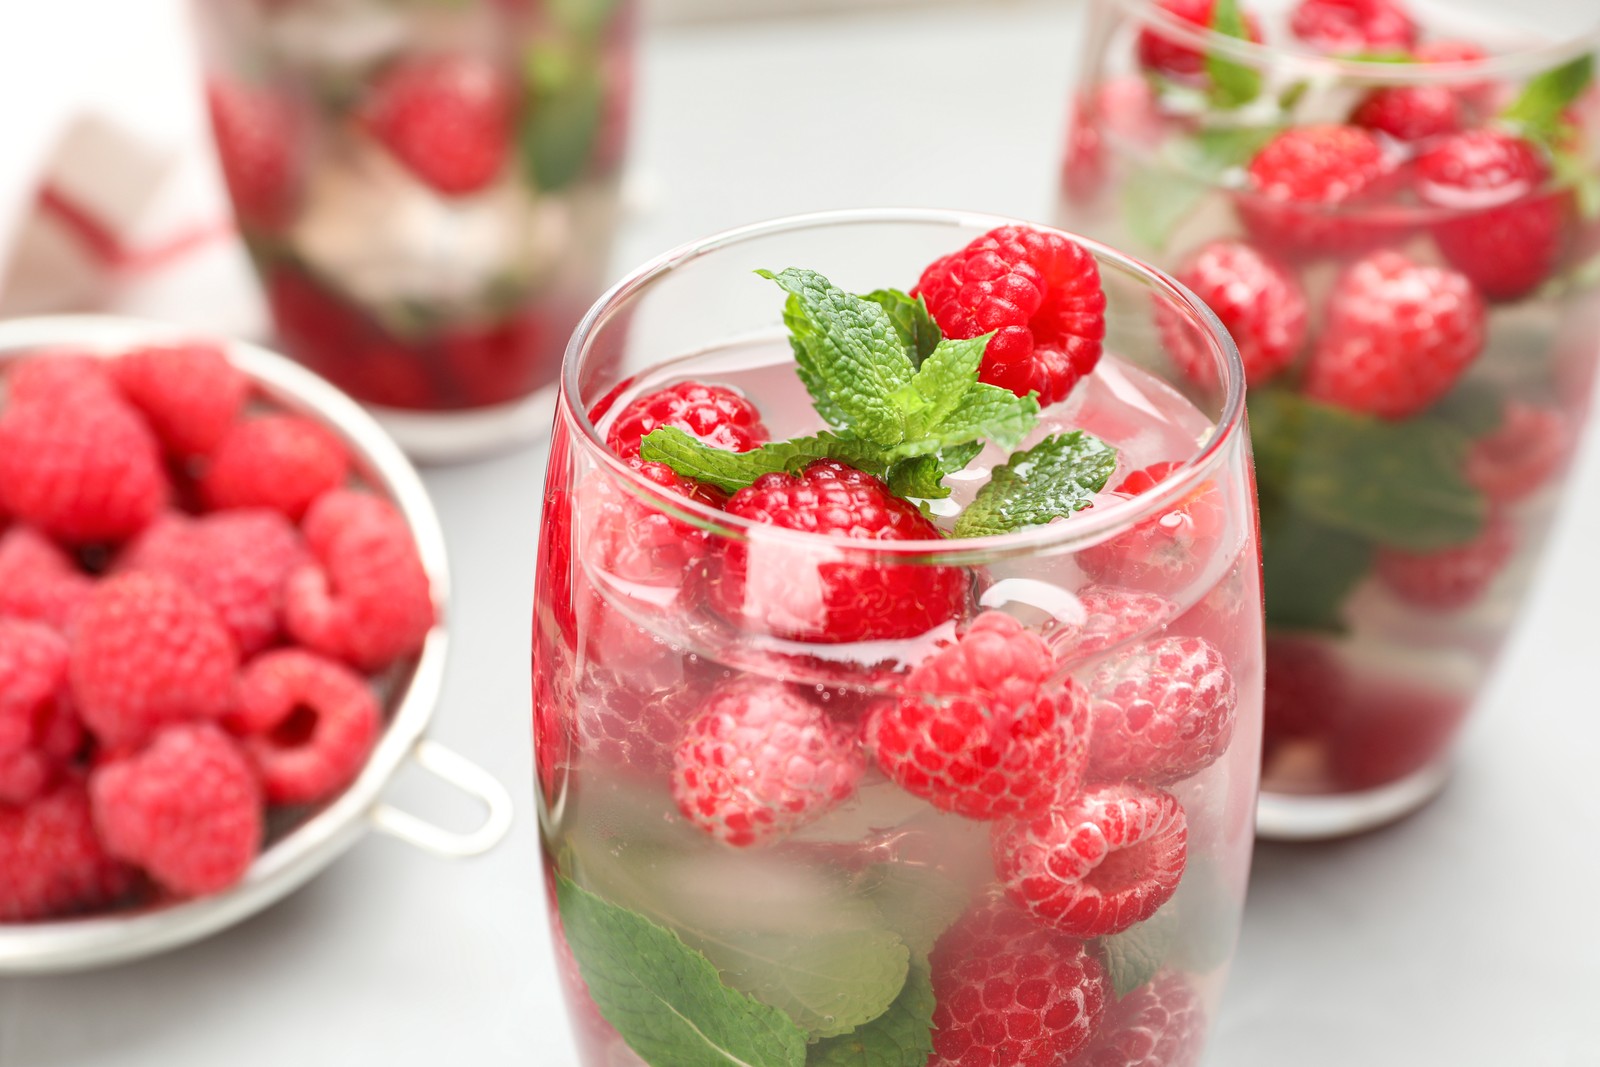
{"left": 3, "top": 2, "right": 1599, "bottom": 1065}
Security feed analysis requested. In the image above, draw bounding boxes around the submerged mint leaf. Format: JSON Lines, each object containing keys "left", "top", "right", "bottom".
{"left": 1205, "top": 0, "right": 1263, "bottom": 109}
{"left": 952, "top": 431, "right": 1117, "bottom": 538}
{"left": 805, "top": 960, "right": 935, "bottom": 1067}
{"left": 1122, "top": 126, "right": 1280, "bottom": 250}
{"left": 1102, "top": 905, "right": 1178, "bottom": 999}
{"left": 863, "top": 289, "right": 942, "bottom": 369}
{"left": 856, "top": 864, "right": 970, "bottom": 962}
{"left": 640, "top": 426, "right": 893, "bottom": 493}
{"left": 1259, "top": 499, "right": 1373, "bottom": 632}
{"left": 1553, "top": 145, "right": 1600, "bottom": 220}
{"left": 1502, "top": 54, "right": 1596, "bottom": 145}
{"left": 521, "top": 40, "right": 605, "bottom": 192}
{"left": 555, "top": 873, "right": 808, "bottom": 1067}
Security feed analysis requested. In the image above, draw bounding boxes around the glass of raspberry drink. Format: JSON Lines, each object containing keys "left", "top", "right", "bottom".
{"left": 190, "top": 0, "right": 635, "bottom": 460}
{"left": 532, "top": 211, "right": 1263, "bottom": 1067}
{"left": 1057, "top": 0, "right": 1600, "bottom": 837}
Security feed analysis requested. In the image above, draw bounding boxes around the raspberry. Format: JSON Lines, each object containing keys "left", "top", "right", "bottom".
{"left": 1289, "top": 0, "right": 1417, "bottom": 55}
{"left": 914, "top": 226, "right": 1106, "bottom": 407}
{"left": 1063, "top": 79, "right": 1165, "bottom": 204}
{"left": 201, "top": 415, "right": 350, "bottom": 520}
{"left": 1078, "top": 463, "right": 1227, "bottom": 594}
{"left": 1238, "top": 125, "right": 1397, "bottom": 255}
{"left": 436, "top": 310, "right": 545, "bottom": 408}
{"left": 207, "top": 79, "right": 302, "bottom": 232}
{"left": 709, "top": 460, "right": 967, "bottom": 644}
{"left": 0, "top": 526, "right": 93, "bottom": 630}
{"left": 120, "top": 509, "right": 308, "bottom": 656}
{"left": 1166, "top": 240, "right": 1308, "bottom": 387}
{"left": 993, "top": 783, "right": 1187, "bottom": 938}
{"left": 580, "top": 457, "right": 726, "bottom": 594}
{"left": 110, "top": 342, "right": 249, "bottom": 458}
{"left": 1262, "top": 635, "right": 1347, "bottom": 749}
{"left": 606, "top": 381, "right": 770, "bottom": 458}
{"left": 927, "top": 895, "right": 1109, "bottom": 1067}
{"left": 0, "top": 749, "right": 54, "bottom": 806}
{"left": 0, "top": 361, "right": 168, "bottom": 545}
{"left": 670, "top": 679, "right": 866, "bottom": 847}
{"left": 1136, "top": 0, "right": 1264, "bottom": 83}
{"left": 1, "top": 780, "right": 135, "bottom": 920}
{"left": 231, "top": 650, "right": 381, "bottom": 805}
{"left": 1086, "top": 636, "right": 1238, "bottom": 785}
{"left": 1323, "top": 680, "right": 1464, "bottom": 791}
{"left": 5, "top": 352, "right": 117, "bottom": 404}
{"left": 1304, "top": 251, "right": 1486, "bottom": 419}
{"left": 360, "top": 54, "right": 514, "bottom": 196}
{"left": 0, "top": 620, "right": 70, "bottom": 756}
{"left": 1048, "top": 586, "right": 1179, "bottom": 661}
{"left": 1351, "top": 85, "right": 1462, "bottom": 143}
{"left": 1082, "top": 971, "right": 1206, "bottom": 1067}
{"left": 90, "top": 724, "right": 262, "bottom": 897}
{"left": 867, "top": 612, "right": 1090, "bottom": 820}
{"left": 69, "top": 573, "right": 239, "bottom": 749}
{"left": 1374, "top": 510, "right": 1514, "bottom": 611}
{"left": 1416, "top": 131, "right": 1564, "bottom": 300}
{"left": 284, "top": 490, "right": 435, "bottom": 671}
{"left": 1466, "top": 402, "right": 1568, "bottom": 504}
{"left": 576, "top": 664, "right": 703, "bottom": 776}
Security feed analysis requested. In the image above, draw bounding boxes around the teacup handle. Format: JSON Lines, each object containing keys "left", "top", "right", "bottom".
{"left": 370, "top": 739, "right": 514, "bottom": 858}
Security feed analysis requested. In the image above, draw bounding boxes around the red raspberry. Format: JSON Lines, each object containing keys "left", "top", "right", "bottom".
{"left": 0, "top": 526, "right": 93, "bottom": 630}
{"left": 1048, "top": 586, "right": 1179, "bottom": 662}
{"left": 606, "top": 381, "right": 770, "bottom": 458}
{"left": 1087, "top": 636, "right": 1238, "bottom": 785}
{"left": 110, "top": 342, "right": 249, "bottom": 458}
{"left": 867, "top": 612, "right": 1090, "bottom": 820}
{"left": 1082, "top": 971, "right": 1206, "bottom": 1067}
{"left": 69, "top": 573, "right": 239, "bottom": 749}
{"left": 1079, "top": 463, "right": 1227, "bottom": 594}
{"left": 1324, "top": 679, "right": 1464, "bottom": 791}
{"left": 436, "top": 310, "right": 545, "bottom": 408}
{"left": 914, "top": 226, "right": 1106, "bottom": 407}
{"left": 670, "top": 679, "right": 865, "bottom": 847}
{"left": 90, "top": 724, "right": 262, "bottom": 897}
{"left": 284, "top": 490, "right": 435, "bottom": 671}
{"left": 1415, "top": 130, "right": 1565, "bottom": 301}
{"left": 0, "top": 361, "right": 168, "bottom": 545}
{"left": 4, "top": 352, "right": 117, "bottom": 404}
{"left": 1351, "top": 85, "right": 1462, "bottom": 143}
{"left": 927, "top": 895, "right": 1109, "bottom": 1067}
{"left": 1, "top": 780, "right": 135, "bottom": 920}
{"left": 207, "top": 78, "right": 302, "bottom": 232}
{"left": 580, "top": 457, "right": 726, "bottom": 594}
{"left": 0, "top": 748, "right": 54, "bottom": 806}
{"left": 1304, "top": 250, "right": 1486, "bottom": 419}
{"left": 993, "top": 783, "right": 1188, "bottom": 938}
{"left": 1136, "top": 0, "right": 1265, "bottom": 83}
{"left": 1289, "top": 0, "right": 1416, "bottom": 55}
{"left": 1239, "top": 125, "right": 1398, "bottom": 255}
{"left": 360, "top": 54, "right": 514, "bottom": 197}
{"left": 1262, "top": 635, "right": 1347, "bottom": 751}
{"left": 1466, "top": 402, "right": 1568, "bottom": 504}
{"left": 577, "top": 664, "right": 704, "bottom": 777}
{"left": 1, "top": 620, "right": 70, "bottom": 756}
{"left": 201, "top": 415, "right": 350, "bottom": 521}
{"left": 1375, "top": 510, "right": 1514, "bottom": 610}
{"left": 1167, "top": 240, "right": 1308, "bottom": 387}
{"left": 709, "top": 460, "right": 967, "bottom": 644}
{"left": 1063, "top": 79, "right": 1165, "bottom": 203}
{"left": 0, "top": 686, "right": 83, "bottom": 805}
{"left": 120, "top": 509, "right": 308, "bottom": 656}
{"left": 231, "top": 650, "right": 381, "bottom": 805}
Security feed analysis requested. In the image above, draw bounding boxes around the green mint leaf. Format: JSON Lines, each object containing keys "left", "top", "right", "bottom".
{"left": 1260, "top": 499, "right": 1373, "bottom": 632}
{"left": 1102, "top": 904, "right": 1178, "bottom": 999}
{"left": 549, "top": 0, "right": 624, "bottom": 39}
{"left": 639, "top": 427, "right": 893, "bottom": 493}
{"left": 953, "top": 431, "right": 1117, "bottom": 538}
{"left": 1345, "top": 51, "right": 1418, "bottom": 64}
{"left": 862, "top": 290, "right": 941, "bottom": 369}
{"left": 897, "top": 334, "right": 990, "bottom": 428}
{"left": 1205, "top": 0, "right": 1263, "bottom": 109}
{"left": 887, "top": 442, "right": 986, "bottom": 501}
{"left": 1428, "top": 379, "right": 1507, "bottom": 438}
{"left": 520, "top": 40, "right": 605, "bottom": 192}
{"left": 911, "top": 383, "right": 1038, "bottom": 453}
{"left": 855, "top": 864, "right": 970, "bottom": 962}
{"left": 1502, "top": 54, "right": 1596, "bottom": 145}
{"left": 760, "top": 269, "right": 915, "bottom": 446}
{"left": 555, "top": 874, "right": 808, "bottom": 1067}
{"left": 1122, "top": 127, "right": 1280, "bottom": 250}
{"left": 1249, "top": 390, "right": 1487, "bottom": 552}
{"left": 1553, "top": 146, "right": 1600, "bottom": 220}
{"left": 805, "top": 961, "right": 935, "bottom": 1067}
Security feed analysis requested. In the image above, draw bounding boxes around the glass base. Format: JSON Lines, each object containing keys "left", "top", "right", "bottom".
{"left": 1255, "top": 759, "right": 1452, "bottom": 841}
{"left": 369, "top": 383, "right": 558, "bottom": 464}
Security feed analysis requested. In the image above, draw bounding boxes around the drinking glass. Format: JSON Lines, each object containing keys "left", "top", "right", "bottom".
{"left": 532, "top": 210, "right": 1262, "bottom": 1067}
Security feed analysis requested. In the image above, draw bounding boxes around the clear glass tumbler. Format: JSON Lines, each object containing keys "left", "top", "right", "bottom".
{"left": 191, "top": 0, "right": 635, "bottom": 460}
{"left": 533, "top": 210, "right": 1262, "bottom": 1067}
{"left": 1057, "top": 0, "right": 1600, "bottom": 838}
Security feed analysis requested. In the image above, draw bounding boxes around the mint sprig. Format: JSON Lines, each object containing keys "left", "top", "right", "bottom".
{"left": 952, "top": 432, "right": 1117, "bottom": 538}
{"left": 862, "top": 289, "right": 941, "bottom": 369}
{"left": 1205, "top": 0, "right": 1263, "bottom": 109}
{"left": 1501, "top": 54, "right": 1596, "bottom": 146}
{"left": 805, "top": 961, "right": 936, "bottom": 1067}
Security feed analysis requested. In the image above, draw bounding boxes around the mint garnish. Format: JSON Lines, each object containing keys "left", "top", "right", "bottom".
{"left": 521, "top": 40, "right": 606, "bottom": 191}
{"left": 640, "top": 428, "right": 896, "bottom": 494}
{"left": 805, "top": 961, "right": 936, "bottom": 1067}
{"left": 1260, "top": 503, "right": 1373, "bottom": 632}
{"left": 862, "top": 289, "right": 942, "bottom": 369}
{"left": 1101, "top": 904, "right": 1178, "bottom": 999}
{"left": 952, "top": 432, "right": 1117, "bottom": 538}
{"left": 555, "top": 873, "right": 809, "bottom": 1067}
{"left": 1501, "top": 54, "right": 1596, "bottom": 145}
{"left": 1205, "top": 0, "right": 1263, "bottom": 109}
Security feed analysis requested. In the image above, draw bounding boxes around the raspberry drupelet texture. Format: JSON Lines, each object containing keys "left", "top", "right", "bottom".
{"left": 1466, "top": 402, "right": 1568, "bottom": 504}
{"left": 1375, "top": 509, "right": 1514, "bottom": 610}
{"left": 1304, "top": 250, "right": 1486, "bottom": 419}
{"left": 0, "top": 526, "right": 93, "bottom": 630}
{"left": 1167, "top": 240, "right": 1308, "bottom": 387}
{"left": 606, "top": 381, "right": 770, "bottom": 458}
{"left": 207, "top": 78, "right": 302, "bottom": 233}
{"left": 867, "top": 612, "right": 1091, "bottom": 820}
{"left": 360, "top": 54, "right": 514, "bottom": 197}
{"left": 69, "top": 574, "right": 240, "bottom": 749}
{"left": 110, "top": 342, "right": 249, "bottom": 458}
{"left": 1049, "top": 586, "right": 1179, "bottom": 662}
{"left": 1239, "top": 125, "right": 1396, "bottom": 254}
{"left": 670, "top": 679, "right": 866, "bottom": 847}
{"left": 231, "top": 650, "right": 381, "bottom": 805}
{"left": 201, "top": 415, "right": 350, "bottom": 520}
{"left": 927, "top": 895, "right": 1110, "bottom": 1067}
{"left": 914, "top": 225, "right": 1106, "bottom": 407}
{"left": 0, "top": 620, "right": 70, "bottom": 758}
{"left": 1081, "top": 971, "right": 1207, "bottom": 1067}
{"left": 710, "top": 460, "right": 967, "bottom": 644}
{"left": 1, "top": 780, "right": 135, "bottom": 921}
{"left": 1136, "top": 0, "right": 1264, "bottom": 83}
{"left": 1351, "top": 85, "right": 1462, "bottom": 144}
{"left": 90, "top": 724, "right": 262, "bottom": 897}
{"left": 1086, "top": 636, "right": 1238, "bottom": 785}
{"left": 580, "top": 457, "right": 727, "bottom": 593}
{"left": 1289, "top": 0, "right": 1417, "bottom": 55}
{"left": 993, "top": 782, "right": 1188, "bottom": 938}
{"left": 1079, "top": 463, "right": 1227, "bottom": 595}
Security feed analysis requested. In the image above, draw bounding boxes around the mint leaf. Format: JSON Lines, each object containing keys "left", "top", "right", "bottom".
{"left": 897, "top": 335, "right": 990, "bottom": 430}
{"left": 1502, "top": 54, "right": 1596, "bottom": 145}
{"left": 856, "top": 864, "right": 970, "bottom": 961}
{"left": 953, "top": 432, "right": 1117, "bottom": 538}
{"left": 555, "top": 874, "right": 808, "bottom": 1067}
{"left": 806, "top": 961, "right": 935, "bottom": 1067}
{"left": 639, "top": 427, "right": 893, "bottom": 493}
{"left": 1248, "top": 390, "right": 1486, "bottom": 552}
{"left": 521, "top": 41, "right": 605, "bottom": 191}
{"left": 1553, "top": 146, "right": 1600, "bottom": 221}
{"left": 549, "top": 0, "right": 624, "bottom": 39}
{"left": 761, "top": 269, "right": 915, "bottom": 446}
{"left": 1260, "top": 501, "right": 1372, "bottom": 632}
{"left": 1428, "top": 379, "right": 1506, "bottom": 438}
{"left": 1102, "top": 905, "right": 1178, "bottom": 998}
{"left": 1122, "top": 126, "right": 1280, "bottom": 250}
{"left": 1205, "top": 0, "right": 1262, "bottom": 108}
{"left": 863, "top": 290, "right": 941, "bottom": 369}
{"left": 887, "top": 442, "right": 985, "bottom": 501}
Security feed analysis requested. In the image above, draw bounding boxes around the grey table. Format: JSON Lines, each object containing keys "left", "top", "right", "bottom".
{"left": 3, "top": 4, "right": 1598, "bottom": 1064}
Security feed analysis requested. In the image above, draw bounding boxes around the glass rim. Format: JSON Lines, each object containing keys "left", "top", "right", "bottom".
{"left": 1110, "top": 0, "right": 1600, "bottom": 85}
{"left": 558, "top": 208, "right": 1247, "bottom": 563}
